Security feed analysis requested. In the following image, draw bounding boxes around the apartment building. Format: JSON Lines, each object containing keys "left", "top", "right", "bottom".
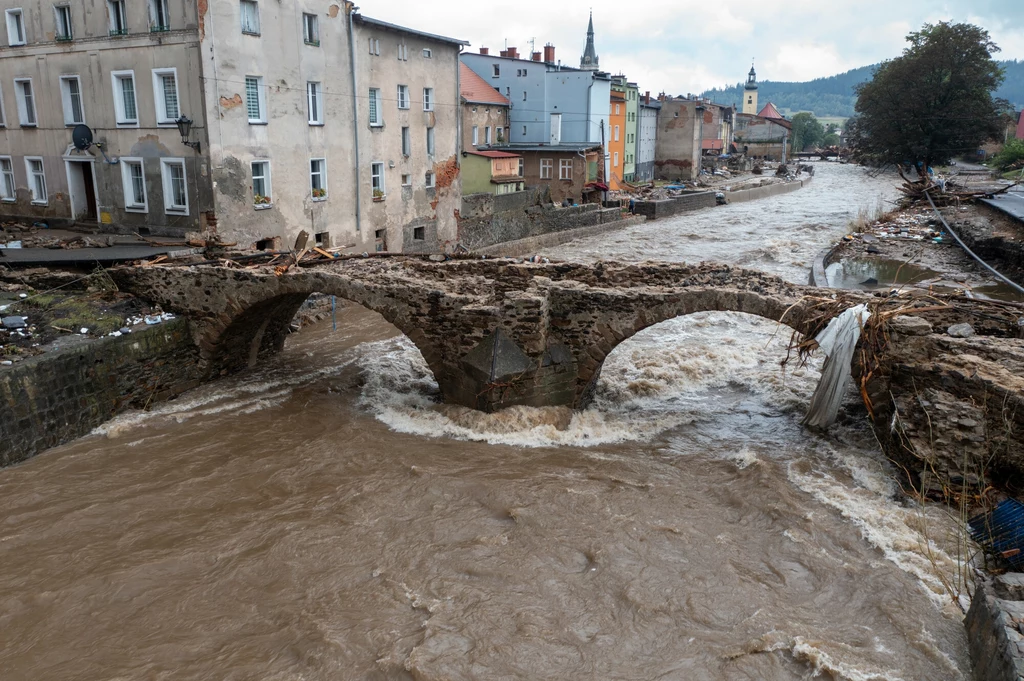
{"left": 0, "top": 0, "right": 210, "bottom": 233}
{"left": 0, "top": 1, "right": 465, "bottom": 252}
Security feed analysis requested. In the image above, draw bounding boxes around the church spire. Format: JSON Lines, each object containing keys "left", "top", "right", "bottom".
{"left": 580, "top": 11, "right": 599, "bottom": 71}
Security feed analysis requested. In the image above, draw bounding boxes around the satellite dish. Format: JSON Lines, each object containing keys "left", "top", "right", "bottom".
{"left": 72, "top": 124, "right": 93, "bottom": 150}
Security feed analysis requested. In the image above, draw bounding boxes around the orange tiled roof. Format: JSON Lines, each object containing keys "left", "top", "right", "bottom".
{"left": 466, "top": 150, "right": 521, "bottom": 159}
{"left": 460, "top": 63, "right": 511, "bottom": 106}
{"left": 757, "top": 102, "right": 784, "bottom": 119}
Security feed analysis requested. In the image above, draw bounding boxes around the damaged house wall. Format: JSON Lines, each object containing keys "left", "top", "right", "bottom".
{"left": 0, "top": 0, "right": 212, "bottom": 235}
{"left": 654, "top": 98, "right": 702, "bottom": 182}
{"left": 352, "top": 16, "right": 464, "bottom": 253}
{"left": 200, "top": 0, "right": 358, "bottom": 250}
{"left": 733, "top": 113, "right": 790, "bottom": 160}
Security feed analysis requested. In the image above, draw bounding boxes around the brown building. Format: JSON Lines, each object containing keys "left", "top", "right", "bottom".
{"left": 485, "top": 143, "right": 603, "bottom": 204}
{"left": 733, "top": 102, "right": 792, "bottom": 160}
{"left": 654, "top": 95, "right": 734, "bottom": 181}
{"left": 460, "top": 63, "right": 510, "bottom": 150}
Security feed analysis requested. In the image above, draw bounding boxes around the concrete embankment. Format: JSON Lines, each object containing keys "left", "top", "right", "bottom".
{"left": 0, "top": 319, "right": 201, "bottom": 467}
{"left": 723, "top": 176, "right": 811, "bottom": 204}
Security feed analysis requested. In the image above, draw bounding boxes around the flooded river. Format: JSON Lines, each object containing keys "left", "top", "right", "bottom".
{"left": 0, "top": 164, "right": 974, "bottom": 680}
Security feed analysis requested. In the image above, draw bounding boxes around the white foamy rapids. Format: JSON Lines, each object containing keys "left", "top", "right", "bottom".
{"left": 93, "top": 355, "right": 361, "bottom": 438}
{"left": 787, "top": 451, "right": 967, "bottom": 610}
{"left": 356, "top": 313, "right": 824, "bottom": 447}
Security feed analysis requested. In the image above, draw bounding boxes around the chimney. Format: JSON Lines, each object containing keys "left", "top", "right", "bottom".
{"left": 508, "top": 47, "right": 518, "bottom": 59}
{"left": 645, "top": 91, "right": 650, "bottom": 104}
{"left": 532, "top": 52, "right": 542, "bottom": 62}
{"left": 543, "top": 43, "right": 555, "bottom": 64}
{"left": 479, "top": 47, "right": 489, "bottom": 55}
{"left": 499, "top": 49, "right": 508, "bottom": 57}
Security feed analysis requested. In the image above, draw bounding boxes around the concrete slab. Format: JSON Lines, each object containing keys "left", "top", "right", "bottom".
{"left": 0, "top": 245, "right": 200, "bottom": 267}
{"left": 981, "top": 192, "right": 1024, "bottom": 223}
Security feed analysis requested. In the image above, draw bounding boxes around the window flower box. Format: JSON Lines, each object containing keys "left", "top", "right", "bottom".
{"left": 312, "top": 187, "right": 327, "bottom": 199}
{"left": 254, "top": 194, "right": 273, "bottom": 209}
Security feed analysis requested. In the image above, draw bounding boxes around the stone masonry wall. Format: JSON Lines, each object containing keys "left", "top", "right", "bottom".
{"left": 0, "top": 319, "right": 202, "bottom": 467}
{"left": 632, "top": 191, "right": 717, "bottom": 219}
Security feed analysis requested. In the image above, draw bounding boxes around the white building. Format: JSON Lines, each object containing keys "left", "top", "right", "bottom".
{"left": 0, "top": 1, "right": 466, "bottom": 252}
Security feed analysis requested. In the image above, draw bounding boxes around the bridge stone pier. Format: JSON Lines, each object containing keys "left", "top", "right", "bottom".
{"left": 112, "top": 259, "right": 845, "bottom": 412}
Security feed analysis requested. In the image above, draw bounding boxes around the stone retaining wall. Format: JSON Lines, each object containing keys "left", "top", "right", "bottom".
{"left": 474, "top": 215, "right": 647, "bottom": 257}
{"left": 0, "top": 318, "right": 201, "bottom": 467}
{"left": 632, "top": 191, "right": 717, "bottom": 219}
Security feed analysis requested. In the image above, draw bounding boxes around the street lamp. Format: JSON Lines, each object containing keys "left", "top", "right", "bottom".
{"left": 175, "top": 115, "right": 201, "bottom": 153}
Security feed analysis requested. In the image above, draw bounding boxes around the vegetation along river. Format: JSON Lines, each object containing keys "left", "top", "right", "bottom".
{"left": 0, "top": 164, "right": 974, "bottom": 680}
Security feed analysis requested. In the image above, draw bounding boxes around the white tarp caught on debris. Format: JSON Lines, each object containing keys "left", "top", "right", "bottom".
{"left": 803, "top": 303, "right": 871, "bottom": 429}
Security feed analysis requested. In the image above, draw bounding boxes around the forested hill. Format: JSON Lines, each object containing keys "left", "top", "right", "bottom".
{"left": 699, "top": 60, "right": 1024, "bottom": 118}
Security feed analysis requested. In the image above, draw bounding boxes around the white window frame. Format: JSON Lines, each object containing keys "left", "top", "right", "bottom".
{"left": 423, "top": 87, "right": 433, "bottom": 112}
{"left": 151, "top": 67, "right": 180, "bottom": 125}
{"left": 239, "top": 0, "right": 259, "bottom": 35}
{"left": 471, "top": 126, "right": 478, "bottom": 146}
{"left": 59, "top": 75, "right": 85, "bottom": 126}
{"left": 120, "top": 157, "right": 148, "bottom": 213}
{"left": 425, "top": 171, "right": 434, "bottom": 189}
{"left": 485, "top": 127, "right": 491, "bottom": 145}
{"left": 614, "top": 125, "right": 620, "bottom": 142}
{"left": 251, "top": 160, "right": 272, "bottom": 208}
{"left": 25, "top": 157, "right": 47, "bottom": 205}
{"left": 397, "top": 43, "right": 407, "bottom": 61}
{"left": 6, "top": 9, "right": 25, "bottom": 46}
{"left": 310, "top": 158, "right": 327, "bottom": 201}
{"left": 492, "top": 64, "right": 499, "bottom": 78}
{"left": 110, "top": 70, "right": 138, "bottom": 127}
{"left": 307, "top": 81, "right": 323, "bottom": 125}
{"left": 401, "top": 173, "right": 411, "bottom": 186}
{"left": 53, "top": 5, "right": 72, "bottom": 40}
{"left": 613, "top": 151, "right": 619, "bottom": 167}
{"left": 108, "top": 0, "right": 127, "bottom": 35}
{"left": 0, "top": 83, "right": 6, "bottom": 127}
{"left": 302, "top": 12, "right": 318, "bottom": 45}
{"left": 148, "top": 0, "right": 169, "bottom": 31}
{"left": 14, "top": 78, "right": 36, "bottom": 127}
{"left": 422, "top": 48, "right": 431, "bottom": 58}
{"left": 245, "top": 75, "right": 266, "bottom": 124}
{"left": 397, "top": 84, "right": 409, "bottom": 110}
{"left": 559, "top": 159, "right": 572, "bottom": 181}
{"left": 426, "top": 127, "right": 435, "bottom": 157}
{"left": 401, "top": 126, "right": 410, "bottom": 157}
{"left": 371, "top": 161, "right": 385, "bottom": 197}
{"left": 368, "top": 87, "right": 382, "bottom": 126}
{"left": 540, "top": 158, "right": 552, "bottom": 180}
{"left": 160, "top": 158, "right": 188, "bottom": 214}
{"left": 0, "top": 156, "right": 16, "bottom": 202}
{"left": 368, "top": 37, "right": 379, "bottom": 55}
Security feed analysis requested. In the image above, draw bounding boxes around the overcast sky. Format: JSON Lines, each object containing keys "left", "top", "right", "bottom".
{"left": 362, "top": 0, "right": 1024, "bottom": 95}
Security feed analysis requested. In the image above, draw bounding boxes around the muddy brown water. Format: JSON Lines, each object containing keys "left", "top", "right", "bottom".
{"left": 1, "top": 165, "right": 974, "bottom": 680}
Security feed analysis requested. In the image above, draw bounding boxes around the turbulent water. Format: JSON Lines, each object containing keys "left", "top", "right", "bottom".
{"left": 0, "top": 164, "right": 975, "bottom": 680}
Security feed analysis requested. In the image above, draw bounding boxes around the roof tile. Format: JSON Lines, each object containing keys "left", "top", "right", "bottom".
{"left": 460, "top": 63, "right": 511, "bottom": 106}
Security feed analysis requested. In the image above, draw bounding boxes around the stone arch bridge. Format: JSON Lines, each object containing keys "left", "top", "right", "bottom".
{"left": 112, "top": 257, "right": 1024, "bottom": 495}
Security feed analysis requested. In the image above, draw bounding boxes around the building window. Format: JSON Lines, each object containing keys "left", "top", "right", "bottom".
{"left": 6, "top": 9, "right": 25, "bottom": 45}
{"left": 471, "top": 126, "right": 478, "bottom": 146}
{"left": 422, "top": 48, "right": 431, "bottom": 58}
{"left": 302, "top": 13, "right": 318, "bottom": 45}
{"left": 152, "top": 68, "right": 180, "bottom": 125}
{"left": 615, "top": 104, "right": 620, "bottom": 115}
{"left": 397, "top": 84, "right": 409, "bottom": 109}
{"left": 423, "top": 87, "right": 433, "bottom": 112}
{"left": 12, "top": 78, "right": 35, "bottom": 126}
{"left": 120, "top": 158, "right": 148, "bottom": 212}
{"left": 401, "top": 126, "right": 410, "bottom": 156}
{"left": 251, "top": 160, "right": 271, "bottom": 207}
{"left": 540, "top": 158, "right": 552, "bottom": 179}
{"left": 425, "top": 172, "right": 434, "bottom": 188}
{"left": 614, "top": 125, "right": 619, "bottom": 142}
{"left": 492, "top": 64, "right": 499, "bottom": 77}
{"left": 0, "top": 157, "right": 16, "bottom": 202}
{"left": 371, "top": 161, "right": 385, "bottom": 198}
{"left": 239, "top": 0, "right": 259, "bottom": 34}
{"left": 426, "top": 127, "right": 435, "bottom": 156}
{"left": 368, "top": 88, "right": 382, "bottom": 126}
{"left": 613, "top": 151, "right": 619, "bottom": 167}
{"left": 397, "top": 43, "right": 408, "bottom": 60}
{"left": 307, "top": 81, "right": 323, "bottom": 125}
{"left": 149, "top": 0, "right": 169, "bottom": 31}
{"left": 108, "top": 0, "right": 127, "bottom": 35}
{"left": 518, "top": 158, "right": 524, "bottom": 177}
{"left": 160, "top": 158, "right": 188, "bottom": 213}
{"left": 523, "top": 91, "right": 527, "bottom": 101}
{"left": 111, "top": 71, "right": 137, "bottom": 125}
{"left": 401, "top": 173, "right": 411, "bottom": 186}
{"left": 25, "top": 157, "right": 46, "bottom": 204}
{"left": 245, "top": 76, "right": 266, "bottom": 124}
{"left": 59, "top": 76, "right": 84, "bottom": 126}
{"left": 310, "top": 158, "right": 326, "bottom": 200}
{"left": 54, "top": 5, "right": 72, "bottom": 40}
{"left": 368, "top": 37, "right": 379, "bottom": 55}
{"left": 484, "top": 126, "right": 491, "bottom": 145}
{"left": 413, "top": 226, "right": 425, "bottom": 240}
{"left": 522, "top": 125, "right": 527, "bottom": 136}
{"left": 559, "top": 159, "right": 572, "bottom": 180}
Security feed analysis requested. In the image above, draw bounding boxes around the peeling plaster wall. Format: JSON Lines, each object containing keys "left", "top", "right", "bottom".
{"left": 0, "top": 0, "right": 210, "bottom": 234}
{"left": 462, "top": 103, "right": 510, "bottom": 150}
{"left": 353, "top": 19, "right": 462, "bottom": 252}
{"left": 654, "top": 99, "right": 701, "bottom": 182}
{"left": 201, "top": 0, "right": 359, "bottom": 250}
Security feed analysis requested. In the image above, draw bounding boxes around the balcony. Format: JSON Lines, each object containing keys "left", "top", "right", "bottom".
{"left": 149, "top": 24, "right": 170, "bottom": 33}
{"left": 55, "top": 33, "right": 73, "bottom": 42}
{"left": 109, "top": 28, "right": 129, "bottom": 37}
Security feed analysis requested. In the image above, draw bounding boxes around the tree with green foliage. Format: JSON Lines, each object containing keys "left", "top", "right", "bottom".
{"left": 854, "top": 22, "right": 1006, "bottom": 169}
{"left": 992, "top": 138, "right": 1024, "bottom": 170}
{"left": 790, "top": 112, "right": 825, "bottom": 150}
